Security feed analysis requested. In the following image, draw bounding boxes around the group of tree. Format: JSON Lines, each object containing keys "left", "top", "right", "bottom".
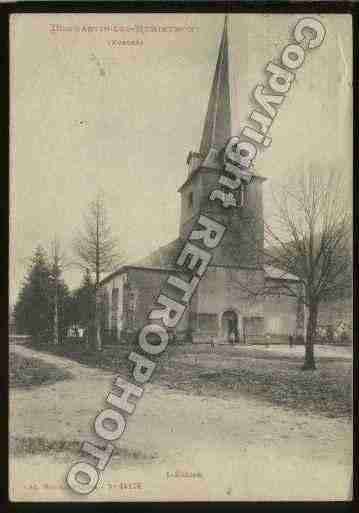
{"left": 14, "top": 169, "right": 352, "bottom": 369}
{"left": 14, "top": 245, "right": 72, "bottom": 344}
{"left": 14, "top": 192, "right": 123, "bottom": 350}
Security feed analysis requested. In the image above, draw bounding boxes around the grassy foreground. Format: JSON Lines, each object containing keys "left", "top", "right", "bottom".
{"left": 22, "top": 340, "right": 352, "bottom": 419}
{"left": 9, "top": 352, "right": 72, "bottom": 389}
{"left": 158, "top": 353, "right": 352, "bottom": 419}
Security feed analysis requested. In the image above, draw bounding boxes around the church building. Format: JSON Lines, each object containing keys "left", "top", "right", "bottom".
{"left": 99, "top": 18, "right": 304, "bottom": 345}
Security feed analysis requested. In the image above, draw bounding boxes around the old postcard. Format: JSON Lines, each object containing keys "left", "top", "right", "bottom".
{"left": 9, "top": 12, "right": 352, "bottom": 501}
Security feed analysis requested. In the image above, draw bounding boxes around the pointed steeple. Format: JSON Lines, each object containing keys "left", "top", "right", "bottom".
{"left": 199, "top": 16, "right": 231, "bottom": 159}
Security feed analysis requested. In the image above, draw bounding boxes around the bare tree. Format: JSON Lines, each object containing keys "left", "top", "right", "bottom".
{"left": 258, "top": 170, "right": 351, "bottom": 370}
{"left": 49, "top": 236, "right": 71, "bottom": 345}
{"left": 72, "top": 192, "right": 125, "bottom": 350}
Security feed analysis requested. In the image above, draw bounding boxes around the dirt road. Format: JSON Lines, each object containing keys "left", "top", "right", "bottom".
{"left": 10, "top": 344, "right": 352, "bottom": 501}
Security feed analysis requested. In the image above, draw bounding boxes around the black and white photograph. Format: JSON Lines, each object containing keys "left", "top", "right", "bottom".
{"left": 9, "top": 11, "right": 353, "bottom": 501}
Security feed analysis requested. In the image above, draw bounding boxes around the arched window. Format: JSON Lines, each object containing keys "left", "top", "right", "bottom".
{"left": 188, "top": 191, "right": 194, "bottom": 208}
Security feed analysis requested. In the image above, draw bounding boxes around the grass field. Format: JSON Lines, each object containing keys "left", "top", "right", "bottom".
{"left": 9, "top": 352, "right": 72, "bottom": 389}
{"left": 22, "top": 340, "right": 352, "bottom": 419}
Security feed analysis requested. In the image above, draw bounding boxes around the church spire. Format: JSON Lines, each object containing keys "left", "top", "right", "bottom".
{"left": 199, "top": 15, "right": 231, "bottom": 159}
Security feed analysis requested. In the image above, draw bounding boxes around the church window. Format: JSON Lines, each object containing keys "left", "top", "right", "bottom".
{"left": 188, "top": 191, "right": 194, "bottom": 208}
{"left": 239, "top": 184, "right": 247, "bottom": 207}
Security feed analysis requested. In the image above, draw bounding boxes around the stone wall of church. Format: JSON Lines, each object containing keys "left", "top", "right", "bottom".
{"left": 122, "top": 267, "right": 190, "bottom": 337}
{"left": 100, "top": 272, "right": 126, "bottom": 341}
{"left": 179, "top": 170, "right": 264, "bottom": 268}
{"left": 189, "top": 266, "right": 265, "bottom": 342}
{"left": 100, "top": 266, "right": 194, "bottom": 342}
{"left": 100, "top": 266, "right": 303, "bottom": 344}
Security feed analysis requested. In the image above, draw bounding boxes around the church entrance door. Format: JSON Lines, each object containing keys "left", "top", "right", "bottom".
{"left": 222, "top": 310, "right": 239, "bottom": 344}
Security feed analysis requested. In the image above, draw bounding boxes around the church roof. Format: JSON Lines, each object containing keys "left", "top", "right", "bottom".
{"left": 135, "top": 238, "right": 183, "bottom": 268}
{"left": 264, "top": 265, "right": 301, "bottom": 282}
{"left": 199, "top": 15, "right": 231, "bottom": 159}
{"left": 101, "top": 250, "right": 300, "bottom": 286}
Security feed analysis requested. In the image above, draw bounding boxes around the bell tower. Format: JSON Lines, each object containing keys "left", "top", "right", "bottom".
{"left": 178, "top": 16, "right": 265, "bottom": 269}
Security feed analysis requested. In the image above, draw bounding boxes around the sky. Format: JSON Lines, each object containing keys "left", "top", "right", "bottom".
{"left": 10, "top": 13, "right": 352, "bottom": 305}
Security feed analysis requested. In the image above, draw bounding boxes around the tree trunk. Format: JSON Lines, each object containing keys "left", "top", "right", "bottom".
{"left": 53, "top": 297, "right": 59, "bottom": 344}
{"left": 53, "top": 279, "right": 59, "bottom": 345}
{"left": 94, "top": 286, "right": 102, "bottom": 351}
{"left": 302, "top": 302, "right": 318, "bottom": 370}
{"left": 94, "top": 211, "right": 102, "bottom": 352}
